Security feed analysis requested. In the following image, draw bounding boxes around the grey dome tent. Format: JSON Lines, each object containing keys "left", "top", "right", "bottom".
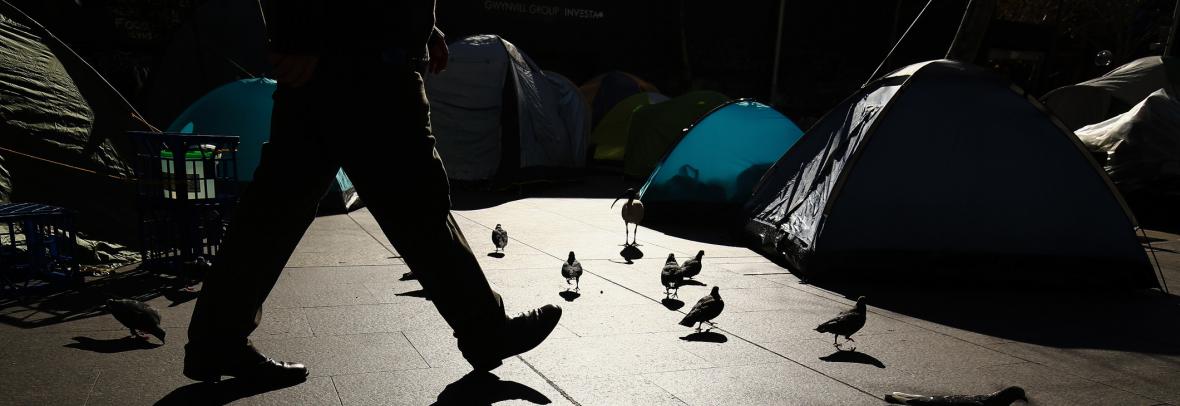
{"left": 1042, "top": 56, "right": 1180, "bottom": 130}
{"left": 1075, "top": 89, "right": 1180, "bottom": 199}
{"left": 425, "top": 35, "right": 588, "bottom": 182}
{"left": 745, "top": 60, "right": 1158, "bottom": 288}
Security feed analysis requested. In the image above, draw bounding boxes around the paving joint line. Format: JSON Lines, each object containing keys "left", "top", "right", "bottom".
{"left": 329, "top": 375, "right": 345, "bottom": 406}
{"left": 517, "top": 355, "right": 583, "bottom": 406}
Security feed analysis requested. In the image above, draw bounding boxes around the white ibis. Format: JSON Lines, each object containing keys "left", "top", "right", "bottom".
{"left": 611, "top": 188, "right": 644, "bottom": 246}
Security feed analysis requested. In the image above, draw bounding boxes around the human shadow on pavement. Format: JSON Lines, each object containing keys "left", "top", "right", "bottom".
{"left": 433, "top": 371, "right": 551, "bottom": 405}
{"left": 680, "top": 331, "right": 727, "bottom": 343}
{"left": 155, "top": 378, "right": 305, "bottom": 406}
{"left": 396, "top": 289, "right": 431, "bottom": 300}
{"left": 661, "top": 298, "right": 685, "bottom": 310}
{"left": 820, "top": 350, "right": 885, "bottom": 368}
{"left": 65, "top": 336, "right": 161, "bottom": 353}
{"left": 558, "top": 290, "right": 581, "bottom": 302}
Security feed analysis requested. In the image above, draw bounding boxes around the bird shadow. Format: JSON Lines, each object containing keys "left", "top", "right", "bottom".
{"left": 432, "top": 371, "right": 551, "bottom": 405}
{"left": 65, "top": 336, "right": 161, "bottom": 353}
{"left": 396, "top": 289, "right": 431, "bottom": 301}
{"left": 487, "top": 252, "right": 506, "bottom": 258}
{"left": 661, "top": 298, "right": 685, "bottom": 310}
{"left": 619, "top": 245, "right": 644, "bottom": 263}
{"left": 558, "top": 290, "right": 581, "bottom": 302}
{"left": 680, "top": 331, "right": 727, "bottom": 343}
{"left": 163, "top": 288, "right": 200, "bottom": 307}
{"left": 677, "top": 279, "right": 706, "bottom": 288}
{"left": 154, "top": 377, "right": 305, "bottom": 406}
{"left": 820, "top": 350, "right": 885, "bottom": 368}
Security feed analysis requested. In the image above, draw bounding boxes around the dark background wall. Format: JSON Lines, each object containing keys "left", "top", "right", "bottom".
{"left": 7, "top": 0, "right": 1177, "bottom": 127}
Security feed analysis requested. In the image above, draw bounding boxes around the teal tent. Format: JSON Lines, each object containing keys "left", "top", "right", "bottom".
{"left": 167, "top": 79, "right": 361, "bottom": 213}
{"left": 639, "top": 100, "right": 802, "bottom": 221}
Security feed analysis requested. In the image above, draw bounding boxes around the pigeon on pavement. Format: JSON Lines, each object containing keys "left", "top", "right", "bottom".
{"left": 679, "top": 287, "right": 724, "bottom": 331}
{"left": 562, "top": 251, "right": 583, "bottom": 291}
{"left": 661, "top": 253, "right": 686, "bottom": 297}
{"left": 106, "top": 299, "right": 166, "bottom": 344}
{"left": 681, "top": 250, "right": 704, "bottom": 279}
{"left": 815, "top": 296, "right": 867, "bottom": 351}
{"left": 492, "top": 224, "right": 508, "bottom": 253}
{"left": 884, "top": 386, "right": 1027, "bottom": 405}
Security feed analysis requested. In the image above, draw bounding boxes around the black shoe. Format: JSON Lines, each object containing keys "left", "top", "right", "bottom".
{"left": 458, "top": 304, "right": 562, "bottom": 372}
{"left": 183, "top": 343, "right": 309, "bottom": 383}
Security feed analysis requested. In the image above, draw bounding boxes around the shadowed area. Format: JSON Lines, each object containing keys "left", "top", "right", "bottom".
{"left": 661, "top": 297, "right": 685, "bottom": 310}
{"left": 65, "top": 335, "right": 161, "bottom": 353}
{"left": 558, "top": 290, "right": 581, "bottom": 302}
{"left": 680, "top": 331, "right": 727, "bottom": 343}
{"left": 820, "top": 350, "right": 886, "bottom": 368}
{"left": 432, "top": 371, "right": 551, "bottom": 406}
{"left": 155, "top": 378, "right": 306, "bottom": 406}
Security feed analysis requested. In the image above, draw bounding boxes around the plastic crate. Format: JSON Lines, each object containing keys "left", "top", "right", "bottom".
{"left": 127, "top": 132, "right": 240, "bottom": 270}
{"left": 0, "top": 203, "right": 80, "bottom": 292}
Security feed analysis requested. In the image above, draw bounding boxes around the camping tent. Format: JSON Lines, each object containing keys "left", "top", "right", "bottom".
{"left": 167, "top": 79, "right": 361, "bottom": 213}
{"left": 542, "top": 70, "right": 592, "bottom": 168}
{"left": 1042, "top": 56, "right": 1180, "bottom": 130}
{"left": 639, "top": 100, "right": 802, "bottom": 219}
{"left": 623, "top": 91, "right": 730, "bottom": 178}
{"left": 745, "top": 59, "right": 1157, "bottom": 288}
{"left": 425, "top": 35, "right": 588, "bottom": 182}
{"left": 591, "top": 92, "right": 669, "bottom": 161}
{"left": 579, "top": 71, "right": 660, "bottom": 128}
{"left": 1075, "top": 89, "right": 1180, "bottom": 198}
{"left": 0, "top": 7, "right": 144, "bottom": 242}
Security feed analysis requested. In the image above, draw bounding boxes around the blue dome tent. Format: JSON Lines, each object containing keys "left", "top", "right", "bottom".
{"left": 167, "top": 79, "right": 361, "bottom": 213}
{"left": 639, "top": 100, "right": 802, "bottom": 221}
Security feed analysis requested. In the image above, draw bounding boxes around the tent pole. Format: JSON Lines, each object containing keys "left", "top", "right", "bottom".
{"left": 1167, "top": 0, "right": 1180, "bottom": 57}
{"left": 769, "top": 0, "right": 786, "bottom": 106}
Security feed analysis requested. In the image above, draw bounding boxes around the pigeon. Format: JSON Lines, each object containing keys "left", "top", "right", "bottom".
{"left": 679, "top": 286, "right": 724, "bottom": 331}
{"left": 561, "top": 251, "right": 583, "bottom": 291}
{"left": 105, "top": 299, "right": 166, "bottom": 343}
{"left": 884, "top": 386, "right": 1027, "bottom": 405}
{"left": 611, "top": 188, "right": 644, "bottom": 246}
{"left": 491, "top": 224, "right": 508, "bottom": 253}
{"left": 661, "top": 253, "right": 686, "bottom": 297}
{"left": 815, "top": 296, "right": 867, "bottom": 351}
{"left": 681, "top": 250, "right": 704, "bottom": 279}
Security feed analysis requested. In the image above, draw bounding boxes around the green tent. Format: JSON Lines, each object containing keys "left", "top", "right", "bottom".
{"left": 590, "top": 92, "right": 668, "bottom": 161}
{"left": 623, "top": 91, "right": 730, "bottom": 178}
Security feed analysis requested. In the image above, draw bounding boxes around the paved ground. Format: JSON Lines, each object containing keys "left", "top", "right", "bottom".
{"left": 2, "top": 177, "right": 1179, "bottom": 405}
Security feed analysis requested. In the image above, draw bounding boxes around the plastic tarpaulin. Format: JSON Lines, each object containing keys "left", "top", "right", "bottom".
{"left": 1076, "top": 89, "right": 1180, "bottom": 197}
{"left": 1042, "top": 56, "right": 1180, "bottom": 130}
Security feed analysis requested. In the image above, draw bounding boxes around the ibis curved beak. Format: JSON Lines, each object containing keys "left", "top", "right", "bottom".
{"left": 611, "top": 197, "right": 621, "bottom": 209}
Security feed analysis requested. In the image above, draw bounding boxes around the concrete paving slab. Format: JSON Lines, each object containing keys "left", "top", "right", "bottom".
{"left": 520, "top": 333, "right": 715, "bottom": 382}
{"left": 332, "top": 359, "right": 575, "bottom": 406}
{"left": 303, "top": 302, "right": 450, "bottom": 336}
{"left": 644, "top": 362, "right": 881, "bottom": 405}
{"left": 554, "top": 375, "right": 688, "bottom": 406}
{"left": 253, "top": 332, "right": 429, "bottom": 378}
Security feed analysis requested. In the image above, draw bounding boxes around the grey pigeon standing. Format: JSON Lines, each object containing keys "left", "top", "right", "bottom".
{"left": 679, "top": 287, "right": 724, "bottom": 331}
{"left": 815, "top": 296, "right": 867, "bottom": 351}
{"left": 105, "top": 299, "right": 166, "bottom": 343}
{"left": 561, "top": 251, "right": 583, "bottom": 291}
{"left": 681, "top": 250, "right": 704, "bottom": 279}
{"left": 660, "top": 253, "right": 685, "bottom": 297}
{"left": 491, "top": 224, "right": 508, "bottom": 253}
{"left": 884, "top": 386, "right": 1027, "bottom": 405}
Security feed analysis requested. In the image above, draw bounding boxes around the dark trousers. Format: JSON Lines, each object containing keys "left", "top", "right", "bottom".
{"left": 187, "top": 56, "right": 505, "bottom": 348}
